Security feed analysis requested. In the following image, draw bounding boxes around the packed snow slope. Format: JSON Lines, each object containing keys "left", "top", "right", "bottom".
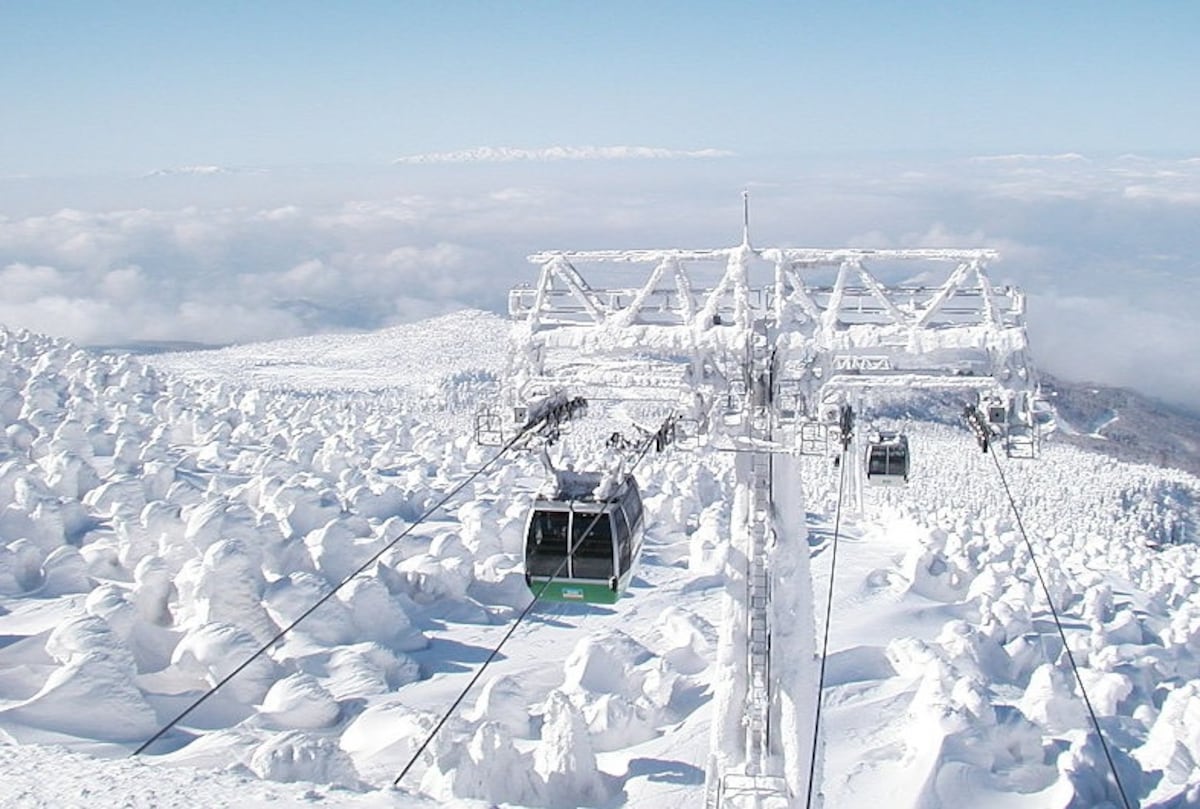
{"left": 2, "top": 309, "right": 1200, "bottom": 807}
{"left": 1041, "top": 373, "right": 1200, "bottom": 477}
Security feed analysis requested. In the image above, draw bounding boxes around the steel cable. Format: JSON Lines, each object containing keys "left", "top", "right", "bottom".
{"left": 804, "top": 449, "right": 849, "bottom": 809}
{"left": 393, "top": 423, "right": 669, "bottom": 787}
{"left": 133, "top": 426, "right": 532, "bottom": 756}
{"left": 987, "top": 445, "right": 1134, "bottom": 809}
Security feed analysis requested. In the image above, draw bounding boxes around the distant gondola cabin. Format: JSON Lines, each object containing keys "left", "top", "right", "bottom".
{"left": 524, "top": 471, "right": 644, "bottom": 604}
{"left": 865, "top": 432, "right": 910, "bottom": 486}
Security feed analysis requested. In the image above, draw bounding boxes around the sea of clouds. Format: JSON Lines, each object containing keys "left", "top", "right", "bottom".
{"left": 1, "top": 150, "right": 1197, "bottom": 408}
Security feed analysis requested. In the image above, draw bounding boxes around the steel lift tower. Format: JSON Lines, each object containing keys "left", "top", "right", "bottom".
{"left": 491, "top": 199, "right": 1039, "bottom": 807}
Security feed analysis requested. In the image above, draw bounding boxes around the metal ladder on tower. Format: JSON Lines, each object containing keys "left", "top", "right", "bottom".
{"left": 713, "top": 448, "right": 789, "bottom": 808}
{"left": 1004, "top": 415, "right": 1039, "bottom": 459}
{"left": 746, "top": 451, "right": 773, "bottom": 769}
{"left": 715, "top": 338, "right": 790, "bottom": 808}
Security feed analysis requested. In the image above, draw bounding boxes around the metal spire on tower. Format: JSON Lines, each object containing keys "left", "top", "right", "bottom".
{"left": 741, "top": 189, "right": 751, "bottom": 248}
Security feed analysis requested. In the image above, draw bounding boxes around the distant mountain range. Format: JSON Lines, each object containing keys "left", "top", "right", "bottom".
{"left": 1042, "top": 373, "right": 1200, "bottom": 475}
{"left": 122, "top": 308, "right": 1200, "bottom": 478}
{"left": 391, "top": 145, "right": 734, "bottom": 164}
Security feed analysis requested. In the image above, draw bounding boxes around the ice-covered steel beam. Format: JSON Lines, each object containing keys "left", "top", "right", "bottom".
{"left": 764, "top": 247, "right": 998, "bottom": 264}
{"left": 529, "top": 249, "right": 737, "bottom": 264}
{"left": 851, "top": 259, "right": 910, "bottom": 326}
{"left": 530, "top": 247, "right": 998, "bottom": 266}
{"left": 615, "top": 256, "right": 674, "bottom": 327}
{"left": 915, "top": 261, "right": 973, "bottom": 328}
{"left": 819, "top": 375, "right": 1011, "bottom": 392}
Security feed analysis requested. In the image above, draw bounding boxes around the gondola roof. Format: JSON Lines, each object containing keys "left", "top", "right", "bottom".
{"left": 539, "top": 468, "right": 632, "bottom": 503}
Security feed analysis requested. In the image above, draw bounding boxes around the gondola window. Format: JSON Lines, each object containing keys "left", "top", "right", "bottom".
{"left": 614, "top": 506, "right": 632, "bottom": 572}
{"left": 527, "top": 511, "right": 568, "bottom": 576}
{"left": 572, "top": 512, "right": 615, "bottom": 579}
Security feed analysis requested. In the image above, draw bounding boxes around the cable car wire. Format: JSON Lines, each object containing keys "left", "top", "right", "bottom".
{"left": 392, "top": 521, "right": 595, "bottom": 788}
{"left": 986, "top": 445, "right": 1134, "bottom": 809}
{"left": 805, "top": 447, "right": 849, "bottom": 809}
{"left": 132, "top": 426, "right": 534, "bottom": 757}
{"left": 394, "top": 423, "right": 670, "bottom": 787}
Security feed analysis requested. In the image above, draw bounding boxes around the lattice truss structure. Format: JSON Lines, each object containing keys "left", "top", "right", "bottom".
{"left": 504, "top": 242, "right": 1040, "bottom": 455}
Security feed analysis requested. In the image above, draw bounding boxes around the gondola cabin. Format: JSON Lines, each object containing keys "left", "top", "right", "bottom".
{"left": 865, "top": 432, "right": 910, "bottom": 486}
{"left": 524, "top": 471, "right": 644, "bottom": 604}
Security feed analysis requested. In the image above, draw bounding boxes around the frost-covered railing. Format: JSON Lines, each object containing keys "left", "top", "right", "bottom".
{"left": 514, "top": 245, "right": 1023, "bottom": 370}
{"left": 797, "top": 284, "right": 1024, "bottom": 325}
{"left": 510, "top": 283, "right": 1024, "bottom": 328}
{"left": 515, "top": 247, "right": 1013, "bottom": 331}
{"left": 506, "top": 242, "right": 1039, "bottom": 457}
{"left": 509, "top": 285, "right": 772, "bottom": 326}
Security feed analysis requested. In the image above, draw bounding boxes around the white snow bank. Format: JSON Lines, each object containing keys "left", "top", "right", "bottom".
{"left": 170, "top": 621, "right": 280, "bottom": 704}
{"left": 0, "top": 615, "right": 159, "bottom": 741}
{"left": 258, "top": 673, "right": 341, "bottom": 729}
{"left": 249, "top": 730, "right": 363, "bottom": 788}
{"left": 0, "top": 742, "right": 433, "bottom": 808}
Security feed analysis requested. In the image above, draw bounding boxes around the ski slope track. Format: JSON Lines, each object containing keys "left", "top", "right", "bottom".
{"left": 2, "top": 310, "right": 1200, "bottom": 807}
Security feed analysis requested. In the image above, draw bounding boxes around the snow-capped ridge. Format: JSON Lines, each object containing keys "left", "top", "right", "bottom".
{"left": 393, "top": 145, "right": 735, "bottom": 164}
{"left": 142, "top": 165, "right": 267, "bottom": 178}
{"left": 151, "top": 308, "right": 509, "bottom": 396}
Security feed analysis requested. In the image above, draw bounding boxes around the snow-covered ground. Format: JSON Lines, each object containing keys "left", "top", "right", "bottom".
{"left": 3, "top": 310, "right": 1200, "bottom": 807}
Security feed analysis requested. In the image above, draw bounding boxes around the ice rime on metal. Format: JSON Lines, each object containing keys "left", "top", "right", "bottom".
{"left": 501, "top": 232, "right": 1041, "bottom": 808}
{"left": 510, "top": 244, "right": 1038, "bottom": 455}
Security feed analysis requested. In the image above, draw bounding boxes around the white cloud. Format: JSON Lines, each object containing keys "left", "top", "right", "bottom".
{"left": 1031, "top": 295, "right": 1200, "bottom": 406}
{"left": 0, "top": 262, "right": 66, "bottom": 302}
{"left": 1, "top": 154, "right": 1199, "bottom": 409}
{"left": 0, "top": 295, "right": 125, "bottom": 344}
{"left": 257, "top": 205, "right": 303, "bottom": 222}
{"left": 144, "top": 165, "right": 229, "bottom": 177}
{"left": 392, "top": 145, "right": 734, "bottom": 164}
{"left": 280, "top": 258, "right": 336, "bottom": 293}
{"left": 311, "top": 198, "right": 429, "bottom": 231}
{"left": 168, "top": 301, "right": 304, "bottom": 344}
{"left": 0, "top": 200, "right": 499, "bottom": 347}
{"left": 894, "top": 223, "right": 1043, "bottom": 267}
{"left": 969, "top": 153, "right": 1091, "bottom": 164}
{"left": 1123, "top": 184, "right": 1200, "bottom": 205}
{"left": 955, "top": 154, "right": 1200, "bottom": 204}
{"left": 99, "top": 266, "right": 145, "bottom": 301}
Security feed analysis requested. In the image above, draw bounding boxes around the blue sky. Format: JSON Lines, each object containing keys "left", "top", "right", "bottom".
{"left": 2, "top": 1, "right": 1198, "bottom": 175}
{"left": 1, "top": 2, "right": 1199, "bottom": 410}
